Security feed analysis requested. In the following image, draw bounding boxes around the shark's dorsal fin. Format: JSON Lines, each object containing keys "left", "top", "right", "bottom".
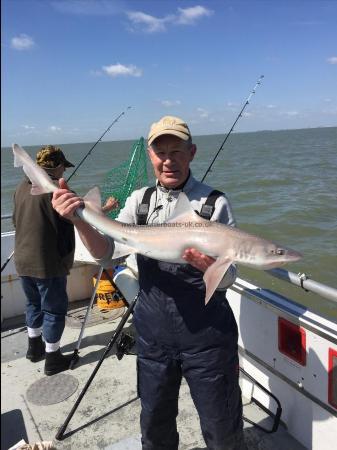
{"left": 83, "top": 187, "right": 104, "bottom": 214}
{"left": 166, "top": 192, "right": 207, "bottom": 224}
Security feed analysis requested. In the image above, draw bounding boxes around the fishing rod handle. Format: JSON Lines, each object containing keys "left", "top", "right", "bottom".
{"left": 1, "top": 251, "right": 14, "bottom": 273}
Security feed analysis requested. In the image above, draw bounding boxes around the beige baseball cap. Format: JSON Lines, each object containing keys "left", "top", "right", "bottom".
{"left": 148, "top": 116, "right": 191, "bottom": 146}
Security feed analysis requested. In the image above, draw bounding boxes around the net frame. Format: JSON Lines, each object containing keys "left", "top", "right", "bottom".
{"left": 100, "top": 137, "right": 148, "bottom": 219}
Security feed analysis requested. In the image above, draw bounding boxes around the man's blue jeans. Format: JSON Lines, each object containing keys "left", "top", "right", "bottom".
{"left": 20, "top": 276, "right": 69, "bottom": 344}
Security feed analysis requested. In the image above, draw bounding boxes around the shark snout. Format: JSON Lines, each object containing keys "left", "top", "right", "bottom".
{"left": 284, "top": 248, "right": 302, "bottom": 262}
{"left": 260, "top": 245, "right": 303, "bottom": 270}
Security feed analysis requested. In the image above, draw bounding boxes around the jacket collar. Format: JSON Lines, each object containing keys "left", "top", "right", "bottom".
{"left": 156, "top": 171, "right": 197, "bottom": 196}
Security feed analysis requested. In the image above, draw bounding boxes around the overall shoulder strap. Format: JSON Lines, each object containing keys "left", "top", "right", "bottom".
{"left": 137, "top": 186, "right": 156, "bottom": 225}
{"left": 199, "top": 189, "right": 223, "bottom": 221}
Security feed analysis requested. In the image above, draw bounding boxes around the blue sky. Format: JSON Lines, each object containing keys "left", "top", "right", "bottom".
{"left": 1, "top": 0, "right": 336, "bottom": 146}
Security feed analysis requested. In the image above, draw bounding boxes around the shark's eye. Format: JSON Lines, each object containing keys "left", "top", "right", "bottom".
{"left": 276, "top": 248, "right": 285, "bottom": 255}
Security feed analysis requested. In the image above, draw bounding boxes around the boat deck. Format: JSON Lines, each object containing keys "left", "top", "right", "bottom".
{"left": 1, "top": 299, "right": 306, "bottom": 450}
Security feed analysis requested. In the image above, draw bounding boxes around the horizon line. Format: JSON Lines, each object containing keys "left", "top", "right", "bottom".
{"left": 1, "top": 125, "right": 336, "bottom": 150}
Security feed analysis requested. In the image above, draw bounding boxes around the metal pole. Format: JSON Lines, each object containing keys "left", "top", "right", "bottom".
{"left": 266, "top": 268, "right": 337, "bottom": 304}
{"left": 55, "top": 293, "right": 139, "bottom": 441}
{"left": 201, "top": 75, "right": 264, "bottom": 183}
{"left": 67, "top": 107, "right": 132, "bottom": 182}
{"left": 69, "top": 265, "right": 105, "bottom": 369}
{"left": 69, "top": 266, "right": 131, "bottom": 369}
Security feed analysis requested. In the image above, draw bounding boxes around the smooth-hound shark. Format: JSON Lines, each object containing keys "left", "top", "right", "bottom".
{"left": 13, "top": 143, "right": 302, "bottom": 303}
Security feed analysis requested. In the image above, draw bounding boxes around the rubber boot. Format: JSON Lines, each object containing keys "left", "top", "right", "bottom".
{"left": 26, "top": 336, "right": 45, "bottom": 362}
{"left": 44, "top": 349, "right": 73, "bottom": 376}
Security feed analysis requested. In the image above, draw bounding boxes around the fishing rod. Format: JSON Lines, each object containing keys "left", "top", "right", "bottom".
{"left": 67, "top": 106, "right": 132, "bottom": 182}
{"left": 1, "top": 108, "right": 132, "bottom": 273}
{"left": 1, "top": 251, "right": 14, "bottom": 273}
{"left": 55, "top": 292, "right": 139, "bottom": 441}
{"left": 55, "top": 79, "right": 265, "bottom": 439}
{"left": 201, "top": 75, "right": 264, "bottom": 183}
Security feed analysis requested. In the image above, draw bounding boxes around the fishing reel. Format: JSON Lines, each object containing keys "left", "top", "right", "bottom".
{"left": 115, "top": 331, "right": 136, "bottom": 360}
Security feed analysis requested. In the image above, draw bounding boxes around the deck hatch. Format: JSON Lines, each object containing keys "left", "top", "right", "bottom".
{"left": 278, "top": 317, "right": 306, "bottom": 366}
{"left": 328, "top": 348, "right": 337, "bottom": 409}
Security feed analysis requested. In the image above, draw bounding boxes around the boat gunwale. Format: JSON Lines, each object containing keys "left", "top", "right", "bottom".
{"left": 231, "top": 279, "right": 337, "bottom": 344}
{"left": 239, "top": 346, "right": 337, "bottom": 418}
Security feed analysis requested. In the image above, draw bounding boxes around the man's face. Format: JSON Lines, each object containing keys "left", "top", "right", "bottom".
{"left": 148, "top": 135, "right": 196, "bottom": 189}
{"left": 46, "top": 164, "right": 66, "bottom": 180}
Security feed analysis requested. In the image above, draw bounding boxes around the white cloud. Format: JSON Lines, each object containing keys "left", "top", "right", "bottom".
{"left": 226, "top": 102, "right": 239, "bottom": 112}
{"left": 126, "top": 11, "right": 171, "bottom": 33}
{"left": 283, "top": 111, "right": 299, "bottom": 117}
{"left": 126, "top": 5, "right": 213, "bottom": 33}
{"left": 161, "top": 100, "right": 181, "bottom": 107}
{"left": 243, "top": 112, "right": 252, "bottom": 117}
{"left": 326, "top": 56, "right": 337, "bottom": 65}
{"left": 321, "top": 107, "right": 337, "bottom": 115}
{"left": 89, "top": 69, "right": 103, "bottom": 77}
{"left": 52, "top": 2, "right": 213, "bottom": 31}
{"left": 11, "top": 34, "right": 35, "bottom": 51}
{"left": 267, "top": 104, "right": 277, "bottom": 109}
{"left": 197, "top": 107, "right": 209, "bottom": 118}
{"left": 49, "top": 125, "right": 62, "bottom": 132}
{"left": 22, "top": 125, "right": 35, "bottom": 130}
{"left": 102, "top": 63, "right": 142, "bottom": 78}
{"left": 66, "top": 127, "right": 82, "bottom": 136}
{"left": 176, "top": 6, "right": 213, "bottom": 25}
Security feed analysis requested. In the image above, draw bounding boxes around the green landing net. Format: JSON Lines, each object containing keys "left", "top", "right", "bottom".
{"left": 100, "top": 137, "right": 148, "bottom": 219}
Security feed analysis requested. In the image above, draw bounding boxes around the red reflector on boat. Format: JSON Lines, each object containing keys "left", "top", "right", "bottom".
{"left": 278, "top": 317, "right": 306, "bottom": 365}
{"left": 328, "top": 348, "right": 337, "bottom": 409}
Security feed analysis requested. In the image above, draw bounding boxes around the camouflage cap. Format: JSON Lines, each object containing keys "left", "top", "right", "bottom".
{"left": 36, "top": 145, "right": 74, "bottom": 169}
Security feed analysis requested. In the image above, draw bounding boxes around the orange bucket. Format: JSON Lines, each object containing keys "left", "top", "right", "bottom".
{"left": 93, "top": 269, "right": 125, "bottom": 310}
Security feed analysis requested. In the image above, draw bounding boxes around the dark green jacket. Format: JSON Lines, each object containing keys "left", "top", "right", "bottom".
{"left": 13, "top": 178, "right": 75, "bottom": 278}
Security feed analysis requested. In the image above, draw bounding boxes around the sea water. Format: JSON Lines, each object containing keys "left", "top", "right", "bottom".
{"left": 1, "top": 127, "right": 336, "bottom": 318}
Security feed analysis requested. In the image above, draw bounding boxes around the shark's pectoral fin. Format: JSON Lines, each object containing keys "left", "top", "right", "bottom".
{"left": 203, "top": 257, "right": 232, "bottom": 305}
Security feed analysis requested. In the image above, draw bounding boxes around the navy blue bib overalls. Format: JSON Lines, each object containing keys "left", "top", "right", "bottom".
{"left": 133, "top": 254, "right": 244, "bottom": 450}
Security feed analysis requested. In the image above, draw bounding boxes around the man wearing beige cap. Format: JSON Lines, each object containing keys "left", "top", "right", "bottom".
{"left": 52, "top": 117, "right": 245, "bottom": 449}
{"left": 13, "top": 145, "right": 76, "bottom": 376}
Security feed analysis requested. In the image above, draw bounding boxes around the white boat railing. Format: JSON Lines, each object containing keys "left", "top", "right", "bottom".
{"left": 267, "top": 268, "right": 337, "bottom": 304}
